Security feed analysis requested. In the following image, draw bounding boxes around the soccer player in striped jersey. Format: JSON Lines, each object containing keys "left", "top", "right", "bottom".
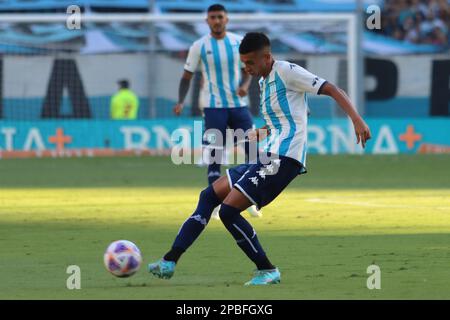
{"left": 173, "top": 4, "right": 261, "bottom": 219}
{"left": 150, "top": 33, "right": 371, "bottom": 285}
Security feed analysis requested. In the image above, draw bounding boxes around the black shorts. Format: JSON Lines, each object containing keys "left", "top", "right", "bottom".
{"left": 203, "top": 107, "right": 253, "bottom": 146}
{"left": 226, "top": 155, "right": 304, "bottom": 210}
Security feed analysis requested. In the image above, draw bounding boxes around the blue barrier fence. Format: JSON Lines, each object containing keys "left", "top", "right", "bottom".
{"left": 0, "top": 118, "right": 449, "bottom": 157}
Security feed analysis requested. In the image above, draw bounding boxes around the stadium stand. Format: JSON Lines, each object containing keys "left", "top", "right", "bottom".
{"left": 0, "top": 0, "right": 448, "bottom": 54}
{"left": 0, "top": 0, "right": 448, "bottom": 120}
{"left": 373, "top": 0, "right": 450, "bottom": 47}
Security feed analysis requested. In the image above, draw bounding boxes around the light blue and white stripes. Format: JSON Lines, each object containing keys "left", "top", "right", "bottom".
{"left": 259, "top": 61, "right": 311, "bottom": 167}
{"left": 194, "top": 33, "right": 248, "bottom": 109}
{"left": 200, "top": 44, "right": 215, "bottom": 108}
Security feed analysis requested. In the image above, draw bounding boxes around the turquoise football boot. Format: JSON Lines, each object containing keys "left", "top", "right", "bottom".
{"left": 148, "top": 259, "right": 176, "bottom": 279}
{"left": 244, "top": 268, "right": 281, "bottom": 286}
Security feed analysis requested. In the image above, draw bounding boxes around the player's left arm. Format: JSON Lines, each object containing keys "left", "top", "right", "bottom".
{"left": 320, "top": 82, "right": 372, "bottom": 148}
{"left": 285, "top": 63, "right": 371, "bottom": 148}
{"left": 237, "top": 68, "right": 252, "bottom": 97}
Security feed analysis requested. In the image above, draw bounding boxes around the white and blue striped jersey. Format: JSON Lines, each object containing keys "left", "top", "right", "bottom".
{"left": 184, "top": 32, "right": 249, "bottom": 108}
{"left": 259, "top": 60, "right": 327, "bottom": 167}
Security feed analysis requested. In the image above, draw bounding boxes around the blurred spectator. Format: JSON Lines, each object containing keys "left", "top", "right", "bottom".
{"left": 373, "top": 0, "right": 450, "bottom": 47}
{"left": 405, "top": 17, "right": 422, "bottom": 42}
{"left": 428, "top": 26, "right": 448, "bottom": 44}
{"left": 110, "top": 79, "right": 139, "bottom": 120}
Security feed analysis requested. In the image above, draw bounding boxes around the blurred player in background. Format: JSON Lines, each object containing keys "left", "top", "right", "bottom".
{"left": 110, "top": 79, "right": 139, "bottom": 120}
{"left": 149, "top": 32, "right": 371, "bottom": 286}
{"left": 172, "top": 4, "right": 261, "bottom": 219}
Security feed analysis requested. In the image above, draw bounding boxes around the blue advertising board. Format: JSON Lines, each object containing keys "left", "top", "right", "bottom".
{"left": 0, "top": 118, "right": 449, "bottom": 158}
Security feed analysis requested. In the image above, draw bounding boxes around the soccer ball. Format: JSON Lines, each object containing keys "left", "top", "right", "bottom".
{"left": 103, "top": 240, "right": 142, "bottom": 277}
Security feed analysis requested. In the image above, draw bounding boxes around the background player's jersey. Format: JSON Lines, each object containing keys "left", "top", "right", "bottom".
{"left": 259, "top": 60, "right": 327, "bottom": 168}
{"left": 184, "top": 32, "right": 249, "bottom": 109}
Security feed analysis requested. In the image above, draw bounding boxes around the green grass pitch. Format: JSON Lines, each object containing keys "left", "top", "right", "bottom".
{"left": 0, "top": 154, "right": 449, "bottom": 299}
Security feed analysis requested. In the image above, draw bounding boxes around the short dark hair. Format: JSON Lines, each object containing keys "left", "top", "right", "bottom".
{"left": 207, "top": 4, "right": 227, "bottom": 13}
{"left": 118, "top": 79, "right": 129, "bottom": 89}
{"left": 239, "top": 32, "right": 271, "bottom": 54}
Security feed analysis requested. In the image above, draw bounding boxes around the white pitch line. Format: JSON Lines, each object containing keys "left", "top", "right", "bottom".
{"left": 305, "top": 198, "right": 450, "bottom": 211}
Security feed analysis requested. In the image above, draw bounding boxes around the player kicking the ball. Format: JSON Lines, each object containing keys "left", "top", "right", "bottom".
{"left": 149, "top": 32, "right": 371, "bottom": 285}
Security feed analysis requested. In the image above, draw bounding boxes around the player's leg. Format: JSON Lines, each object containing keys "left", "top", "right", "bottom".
{"left": 218, "top": 189, "right": 278, "bottom": 285}
{"left": 219, "top": 189, "right": 273, "bottom": 267}
{"left": 147, "top": 175, "right": 231, "bottom": 278}
{"left": 228, "top": 107, "right": 254, "bottom": 162}
{"left": 220, "top": 156, "right": 303, "bottom": 285}
{"left": 203, "top": 108, "right": 228, "bottom": 185}
{"left": 203, "top": 108, "right": 228, "bottom": 220}
{"left": 228, "top": 107, "right": 263, "bottom": 218}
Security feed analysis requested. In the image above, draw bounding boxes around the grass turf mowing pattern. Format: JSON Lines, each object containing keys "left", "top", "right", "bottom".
{"left": 0, "top": 155, "right": 449, "bottom": 299}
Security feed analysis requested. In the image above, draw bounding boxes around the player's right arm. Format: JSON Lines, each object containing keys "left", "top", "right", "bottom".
{"left": 283, "top": 62, "right": 371, "bottom": 148}
{"left": 320, "top": 82, "right": 371, "bottom": 148}
{"left": 237, "top": 69, "right": 252, "bottom": 97}
{"left": 173, "top": 41, "right": 201, "bottom": 116}
{"left": 173, "top": 71, "right": 194, "bottom": 116}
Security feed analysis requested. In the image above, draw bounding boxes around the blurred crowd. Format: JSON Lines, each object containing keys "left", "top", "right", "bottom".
{"left": 375, "top": 0, "right": 450, "bottom": 46}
